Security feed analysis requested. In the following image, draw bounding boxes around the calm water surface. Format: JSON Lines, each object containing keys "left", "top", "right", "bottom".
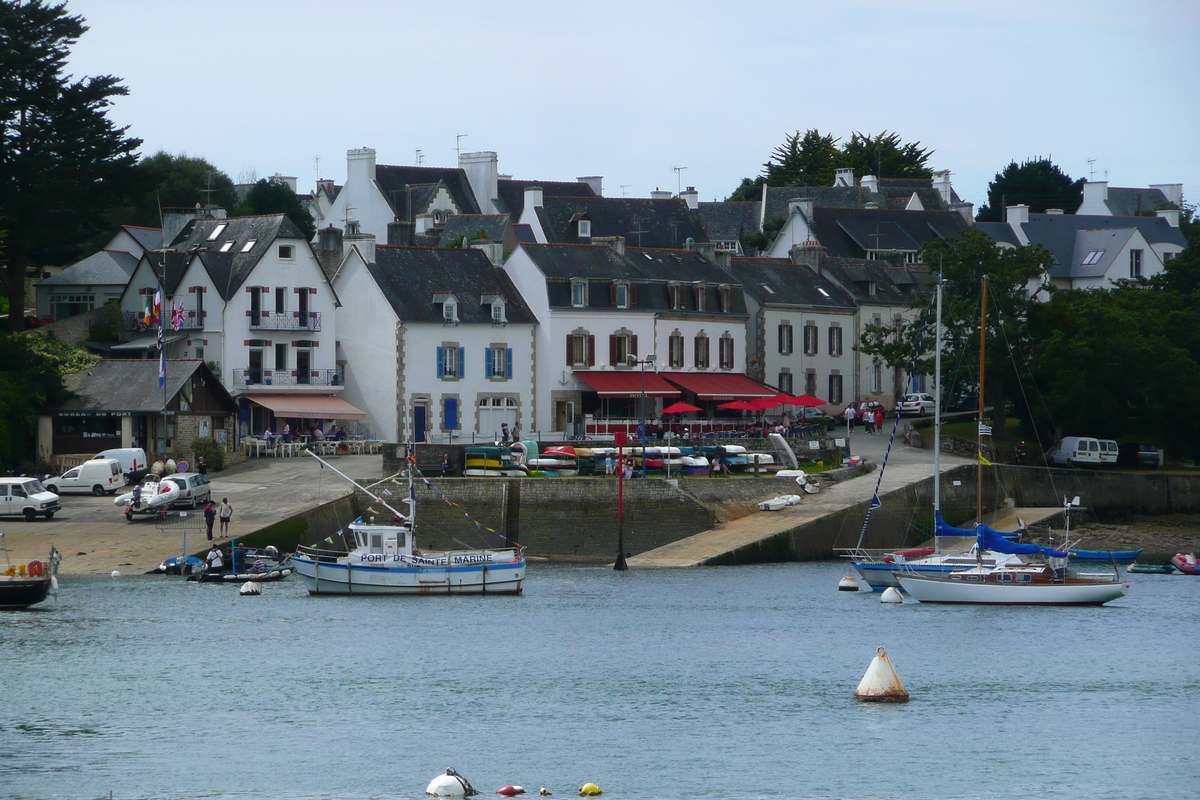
{"left": 1, "top": 563, "right": 1196, "bottom": 800}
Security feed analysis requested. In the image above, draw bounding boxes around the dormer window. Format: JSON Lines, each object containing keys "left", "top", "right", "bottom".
{"left": 611, "top": 282, "right": 631, "bottom": 309}
{"left": 694, "top": 283, "right": 707, "bottom": 312}
{"left": 207, "top": 223, "right": 227, "bottom": 241}
{"left": 571, "top": 280, "right": 588, "bottom": 308}
{"left": 668, "top": 282, "right": 684, "bottom": 310}
{"left": 241, "top": 239, "right": 257, "bottom": 253}
{"left": 578, "top": 219, "right": 591, "bottom": 238}
{"left": 868, "top": 281, "right": 877, "bottom": 296}
{"left": 491, "top": 300, "right": 505, "bottom": 325}
{"left": 435, "top": 292, "right": 458, "bottom": 324}
{"left": 719, "top": 285, "right": 732, "bottom": 313}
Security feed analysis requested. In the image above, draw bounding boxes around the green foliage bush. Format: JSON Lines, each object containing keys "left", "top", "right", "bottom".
{"left": 192, "top": 437, "right": 225, "bottom": 471}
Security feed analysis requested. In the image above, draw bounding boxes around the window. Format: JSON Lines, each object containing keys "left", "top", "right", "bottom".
{"left": 668, "top": 283, "right": 684, "bottom": 310}
{"left": 248, "top": 348, "right": 264, "bottom": 383}
{"left": 219, "top": 240, "right": 234, "bottom": 252}
{"left": 49, "top": 293, "right": 95, "bottom": 321}
{"left": 828, "top": 373, "right": 843, "bottom": 404}
{"left": 275, "top": 343, "right": 288, "bottom": 371}
{"left": 719, "top": 335, "right": 734, "bottom": 370}
{"left": 871, "top": 362, "right": 882, "bottom": 394}
{"left": 612, "top": 332, "right": 636, "bottom": 366}
{"left": 571, "top": 280, "right": 588, "bottom": 308}
{"left": 805, "top": 371, "right": 817, "bottom": 396}
{"left": 207, "top": 223, "right": 227, "bottom": 241}
{"left": 778, "top": 322, "right": 793, "bottom": 355}
{"left": 1082, "top": 249, "right": 1106, "bottom": 266}
{"left": 1164, "top": 252, "right": 1176, "bottom": 264}
{"left": 694, "top": 284, "right": 707, "bottom": 312}
{"left": 719, "top": 285, "right": 733, "bottom": 313}
{"left": 1130, "top": 249, "right": 1143, "bottom": 277}
{"left": 491, "top": 301, "right": 505, "bottom": 324}
{"left": 249, "top": 286, "right": 263, "bottom": 326}
{"left": 578, "top": 219, "right": 591, "bottom": 238}
{"left": 828, "top": 325, "right": 843, "bottom": 356}
{"left": 278, "top": 244, "right": 294, "bottom": 260}
{"left": 275, "top": 287, "right": 286, "bottom": 314}
{"left": 241, "top": 239, "right": 257, "bottom": 253}
{"left": 567, "top": 333, "right": 594, "bottom": 367}
{"left": 669, "top": 331, "right": 685, "bottom": 368}
{"left": 694, "top": 333, "right": 710, "bottom": 369}
{"left": 486, "top": 346, "right": 513, "bottom": 379}
{"left": 803, "top": 323, "right": 818, "bottom": 356}
{"left": 443, "top": 301, "right": 457, "bottom": 324}
{"left": 868, "top": 281, "right": 877, "bottom": 296}
{"left": 437, "top": 345, "right": 465, "bottom": 379}
{"left": 614, "top": 282, "right": 630, "bottom": 309}
{"left": 778, "top": 371, "right": 793, "bottom": 394}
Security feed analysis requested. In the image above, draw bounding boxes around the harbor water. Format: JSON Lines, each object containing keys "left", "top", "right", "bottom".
{"left": 1, "top": 562, "right": 1196, "bottom": 800}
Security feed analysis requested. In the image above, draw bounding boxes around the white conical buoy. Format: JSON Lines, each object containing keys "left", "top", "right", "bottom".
{"left": 854, "top": 646, "right": 910, "bottom": 703}
{"left": 880, "top": 586, "right": 903, "bottom": 603}
{"left": 239, "top": 581, "right": 262, "bottom": 596}
{"left": 838, "top": 574, "right": 860, "bottom": 591}
{"left": 427, "top": 768, "right": 479, "bottom": 797}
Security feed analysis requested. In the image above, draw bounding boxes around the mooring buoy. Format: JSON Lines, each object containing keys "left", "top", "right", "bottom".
{"left": 880, "top": 586, "right": 903, "bottom": 603}
{"left": 838, "top": 574, "right": 860, "bottom": 591}
{"left": 854, "top": 646, "right": 910, "bottom": 703}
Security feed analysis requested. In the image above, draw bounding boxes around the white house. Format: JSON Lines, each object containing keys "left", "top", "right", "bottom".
{"left": 503, "top": 240, "right": 764, "bottom": 436}
{"left": 35, "top": 225, "right": 162, "bottom": 321}
{"left": 1075, "top": 180, "right": 1183, "bottom": 218}
{"left": 333, "top": 243, "right": 538, "bottom": 444}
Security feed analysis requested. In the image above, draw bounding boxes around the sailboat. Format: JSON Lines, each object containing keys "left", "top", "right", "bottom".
{"left": 896, "top": 277, "right": 1129, "bottom": 606}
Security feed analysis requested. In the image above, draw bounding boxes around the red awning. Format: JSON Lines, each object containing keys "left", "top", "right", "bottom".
{"left": 244, "top": 394, "right": 367, "bottom": 420}
{"left": 662, "top": 372, "right": 776, "bottom": 400}
{"left": 575, "top": 371, "right": 680, "bottom": 397}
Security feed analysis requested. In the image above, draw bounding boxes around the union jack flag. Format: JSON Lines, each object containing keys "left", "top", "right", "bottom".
{"left": 171, "top": 300, "right": 186, "bottom": 331}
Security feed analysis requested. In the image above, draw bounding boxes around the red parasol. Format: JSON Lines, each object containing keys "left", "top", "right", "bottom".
{"left": 718, "top": 400, "right": 756, "bottom": 410}
{"left": 791, "top": 394, "right": 827, "bottom": 407}
{"left": 746, "top": 397, "right": 783, "bottom": 410}
{"left": 662, "top": 402, "right": 703, "bottom": 414}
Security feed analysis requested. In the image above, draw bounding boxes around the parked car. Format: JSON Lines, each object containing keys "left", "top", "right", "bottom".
{"left": 796, "top": 407, "right": 835, "bottom": 429}
{"left": 91, "top": 447, "right": 148, "bottom": 484}
{"left": 1118, "top": 442, "right": 1161, "bottom": 468}
{"left": 0, "top": 477, "right": 61, "bottom": 521}
{"left": 898, "top": 393, "right": 936, "bottom": 417}
{"left": 1051, "top": 436, "right": 1102, "bottom": 467}
{"left": 946, "top": 393, "right": 978, "bottom": 412}
{"left": 162, "top": 472, "right": 212, "bottom": 509}
{"left": 45, "top": 458, "right": 124, "bottom": 495}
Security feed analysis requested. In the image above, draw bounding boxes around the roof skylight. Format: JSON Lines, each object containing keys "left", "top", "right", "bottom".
{"left": 1082, "top": 249, "right": 1106, "bottom": 265}
{"left": 207, "top": 223, "right": 227, "bottom": 241}
{"left": 219, "top": 241, "right": 234, "bottom": 252}
{"left": 241, "top": 239, "right": 257, "bottom": 253}
{"left": 817, "top": 287, "right": 830, "bottom": 297}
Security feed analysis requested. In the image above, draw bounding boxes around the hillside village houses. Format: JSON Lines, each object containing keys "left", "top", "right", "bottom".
{"left": 30, "top": 143, "right": 1187, "bottom": 458}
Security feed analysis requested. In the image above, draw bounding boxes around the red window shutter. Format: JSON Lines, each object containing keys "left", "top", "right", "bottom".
{"left": 309, "top": 287, "right": 317, "bottom": 294}
{"left": 609, "top": 335, "right": 617, "bottom": 366}
{"left": 587, "top": 335, "right": 595, "bottom": 366}
{"left": 631, "top": 335, "right": 638, "bottom": 357}
{"left": 629, "top": 285, "right": 638, "bottom": 308}
{"left": 609, "top": 283, "right": 617, "bottom": 307}
{"left": 566, "top": 334, "right": 573, "bottom": 366}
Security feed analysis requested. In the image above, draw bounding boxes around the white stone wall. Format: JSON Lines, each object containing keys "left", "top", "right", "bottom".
{"left": 332, "top": 250, "right": 400, "bottom": 441}
{"left": 324, "top": 147, "right": 399, "bottom": 244}
{"left": 759, "top": 305, "right": 857, "bottom": 403}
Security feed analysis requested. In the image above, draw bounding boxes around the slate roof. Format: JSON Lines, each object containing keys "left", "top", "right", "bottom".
{"left": 168, "top": 214, "right": 309, "bottom": 300}
{"left": 58, "top": 360, "right": 233, "bottom": 413}
{"left": 724, "top": 257, "right": 857, "bottom": 309}
{"left": 975, "top": 221, "right": 1021, "bottom": 247}
{"left": 121, "top": 225, "right": 163, "bottom": 252}
{"left": 1103, "top": 187, "right": 1178, "bottom": 217}
{"left": 374, "top": 165, "right": 481, "bottom": 217}
{"left": 1014, "top": 213, "right": 1186, "bottom": 270}
{"left": 808, "top": 207, "right": 969, "bottom": 258}
{"left": 537, "top": 196, "right": 708, "bottom": 248}
{"left": 437, "top": 214, "right": 510, "bottom": 246}
{"left": 368, "top": 246, "right": 536, "bottom": 325}
{"left": 1065, "top": 229, "right": 1135, "bottom": 279}
{"left": 39, "top": 250, "right": 139, "bottom": 287}
{"left": 496, "top": 179, "right": 595, "bottom": 219}
{"left": 694, "top": 201, "right": 760, "bottom": 241}
{"left": 513, "top": 224, "right": 537, "bottom": 244}
{"left": 762, "top": 179, "right": 950, "bottom": 224}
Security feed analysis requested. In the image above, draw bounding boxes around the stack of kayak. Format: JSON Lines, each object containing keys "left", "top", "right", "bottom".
{"left": 463, "top": 446, "right": 527, "bottom": 477}
{"left": 527, "top": 445, "right": 580, "bottom": 476}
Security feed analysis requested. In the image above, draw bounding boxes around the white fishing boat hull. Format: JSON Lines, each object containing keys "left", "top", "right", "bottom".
{"left": 291, "top": 551, "right": 526, "bottom": 595}
{"left": 897, "top": 573, "right": 1129, "bottom": 605}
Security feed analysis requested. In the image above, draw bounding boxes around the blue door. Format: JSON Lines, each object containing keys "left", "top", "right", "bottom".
{"left": 413, "top": 405, "right": 426, "bottom": 443}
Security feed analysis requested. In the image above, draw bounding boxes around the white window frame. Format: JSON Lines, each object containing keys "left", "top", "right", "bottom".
{"left": 779, "top": 322, "right": 793, "bottom": 355}
{"left": 571, "top": 280, "right": 588, "bottom": 308}
{"left": 491, "top": 300, "right": 505, "bottom": 324}
{"left": 615, "top": 283, "right": 630, "bottom": 309}
{"left": 443, "top": 302, "right": 458, "bottom": 324}
{"left": 443, "top": 346, "right": 459, "bottom": 378}
{"left": 578, "top": 219, "right": 591, "bottom": 237}
{"left": 803, "top": 323, "right": 818, "bottom": 356}
{"left": 278, "top": 244, "right": 295, "bottom": 260}
{"left": 669, "top": 331, "right": 684, "bottom": 369}
{"left": 490, "top": 346, "right": 507, "bottom": 378}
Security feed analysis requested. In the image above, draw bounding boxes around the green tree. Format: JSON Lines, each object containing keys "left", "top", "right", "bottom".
{"left": 839, "top": 130, "right": 933, "bottom": 180}
{"left": 975, "top": 158, "right": 1084, "bottom": 222}
{"left": 763, "top": 128, "right": 843, "bottom": 187}
{"left": 107, "top": 151, "right": 238, "bottom": 232}
{"left": 727, "top": 175, "right": 765, "bottom": 202}
{"left": 857, "top": 230, "right": 1051, "bottom": 430}
{"left": 0, "top": 333, "right": 83, "bottom": 468}
{"left": 240, "top": 178, "right": 316, "bottom": 240}
{"left": 0, "top": 1, "right": 146, "bottom": 331}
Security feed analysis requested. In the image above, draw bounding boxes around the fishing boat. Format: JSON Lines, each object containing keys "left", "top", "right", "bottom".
{"left": 291, "top": 452, "right": 525, "bottom": 595}
{"left": 188, "top": 565, "right": 295, "bottom": 584}
{"left": 114, "top": 476, "right": 181, "bottom": 519}
{"left": 1170, "top": 553, "right": 1200, "bottom": 575}
{"left": 0, "top": 536, "right": 60, "bottom": 610}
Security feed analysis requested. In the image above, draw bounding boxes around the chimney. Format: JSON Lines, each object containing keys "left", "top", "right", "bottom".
{"left": 523, "top": 185, "right": 544, "bottom": 212}
{"left": 860, "top": 174, "right": 879, "bottom": 194}
{"left": 577, "top": 176, "right": 603, "bottom": 196}
{"left": 318, "top": 225, "right": 344, "bottom": 253}
{"left": 1150, "top": 183, "right": 1184, "bottom": 208}
{"left": 345, "top": 231, "right": 376, "bottom": 264}
{"left": 316, "top": 179, "right": 336, "bottom": 196}
{"left": 789, "top": 243, "right": 826, "bottom": 274}
{"left": 951, "top": 201, "right": 975, "bottom": 225}
{"left": 460, "top": 151, "right": 499, "bottom": 214}
{"left": 592, "top": 235, "right": 625, "bottom": 255}
{"left": 1005, "top": 204, "right": 1030, "bottom": 226}
{"left": 387, "top": 220, "right": 414, "bottom": 246}
{"left": 680, "top": 186, "right": 699, "bottom": 210}
{"left": 788, "top": 198, "right": 814, "bottom": 220}
{"left": 270, "top": 173, "right": 298, "bottom": 192}
{"left": 1045, "top": 208, "right": 1064, "bottom": 215}
{"left": 650, "top": 188, "right": 672, "bottom": 200}
{"left": 834, "top": 168, "right": 855, "bottom": 188}
{"left": 1080, "top": 180, "right": 1108, "bottom": 214}
{"left": 1157, "top": 208, "right": 1181, "bottom": 227}
{"left": 469, "top": 241, "right": 504, "bottom": 267}
{"left": 932, "top": 170, "right": 954, "bottom": 205}
{"left": 346, "top": 147, "right": 377, "bottom": 187}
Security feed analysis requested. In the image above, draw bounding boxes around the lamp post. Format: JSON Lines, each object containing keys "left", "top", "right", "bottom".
{"left": 628, "top": 354, "right": 655, "bottom": 478}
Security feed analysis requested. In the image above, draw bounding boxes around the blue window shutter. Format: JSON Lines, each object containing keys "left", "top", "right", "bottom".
{"left": 445, "top": 397, "right": 458, "bottom": 429}
{"left": 485, "top": 347, "right": 493, "bottom": 379}
{"left": 505, "top": 348, "right": 513, "bottom": 379}
{"left": 458, "top": 347, "right": 465, "bottom": 378}
{"left": 437, "top": 346, "right": 445, "bottom": 378}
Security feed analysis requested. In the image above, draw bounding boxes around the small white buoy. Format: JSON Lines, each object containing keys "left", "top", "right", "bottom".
{"left": 110, "top": 570, "right": 121, "bottom": 578}
{"left": 838, "top": 574, "right": 860, "bottom": 592}
{"left": 427, "top": 768, "right": 479, "bottom": 797}
{"left": 239, "top": 581, "right": 262, "bottom": 596}
{"left": 854, "top": 646, "right": 910, "bottom": 703}
{"left": 880, "top": 586, "right": 904, "bottom": 603}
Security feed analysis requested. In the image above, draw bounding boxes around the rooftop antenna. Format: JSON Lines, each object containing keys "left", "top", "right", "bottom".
{"left": 456, "top": 134, "right": 467, "bottom": 162}
{"left": 630, "top": 216, "right": 648, "bottom": 247}
{"left": 342, "top": 203, "right": 357, "bottom": 229}
{"left": 620, "top": 184, "right": 631, "bottom": 197}
{"left": 314, "top": 155, "right": 321, "bottom": 177}
{"left": 415, "top": 149, "right": 424, "bottom": 166}
{"left": 673, "top": 166, "right": 688, "bottom": 196}
{"left": 199, "top": 173, "right": 216, "bottom": 206}
{"left": 1087, "top": 159, "right": 1096, "bottom": 181}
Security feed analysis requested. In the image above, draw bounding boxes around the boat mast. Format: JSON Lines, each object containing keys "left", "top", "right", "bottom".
{"left": 933, "top": 273, "right": 943, "bottom": 518}
{"left": 976, "top": 275, "right": 989, "bottom": 526}
{"left": 303, "top": 449, "right": 409, "bottom": 522}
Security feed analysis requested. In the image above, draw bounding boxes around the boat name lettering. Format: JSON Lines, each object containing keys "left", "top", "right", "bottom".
{"left": 452, "top": 554, "right": 494, "bottom": 565}
{"left": 403, "top": 554, "right": 449, "bottom": 566}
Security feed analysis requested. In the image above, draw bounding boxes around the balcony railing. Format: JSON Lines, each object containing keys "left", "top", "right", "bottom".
{"left": 232, "top": 367, "right": 343, "bottom": 387}
{"left": 124, "top": 310, "right": 205, "bottom": 331}
{"left": 248, "top": 310, "right": 322, "bottom": 331}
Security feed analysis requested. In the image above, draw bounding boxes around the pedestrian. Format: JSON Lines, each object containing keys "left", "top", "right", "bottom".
{"left": 206, "top": 545, "right": 224, "bottom": 574}
{"left": 843, "top": 405, "right": 856, "bottom": 433}
{"left": 440, "top": 453, "right": 450, "bottom": 478}
{"left": 500, "top": 422, "right": 510, "bottom": 443}
{"left": 218, "top": 497, "right": 232, "bottom": 537}
{"left": 874, "top": 408, "right": 884, "bottom": 434}
{"left": 863, "top": 409, "right": 875, "bottom": 435}
{"left": 512, "top": 421, "right": 522, "bottom": 442}
{"left": 203, "top": 502, "right": 216, "bottom": 540}
{"left": 196, "top": 456, "right": 207, "bottom": 476}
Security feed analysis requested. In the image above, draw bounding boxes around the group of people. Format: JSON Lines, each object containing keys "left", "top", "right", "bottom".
{"left": 842, "top": 404, "right": 886, "bottom": 435}
{"left": 498, "top": 422, "right": 522, "bottom": 443}
{"left": 260, "top": 422, "right": 347, "bottom": 445}
{"left": 202, "top": 498, "right": 233, "bottom": 540}
{"left": 204, "top": 542, "right": 279, "bottom": 574}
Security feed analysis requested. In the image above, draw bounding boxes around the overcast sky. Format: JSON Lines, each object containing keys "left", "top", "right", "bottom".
{"left": 64, "top": 0, "right": 1199, "bottom": 211}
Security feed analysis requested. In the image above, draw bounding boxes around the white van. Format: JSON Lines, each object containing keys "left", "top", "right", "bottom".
{"left": 91, "top": 448, "right": 147, "bottom": 483}
{"left": 1098, "top": 439, "right": 1119, "bottom": 468}
{"left": 46, "top": 458, "right": 124, "bottom": 495}
{"left": 1051, "top": 437, "right": 1102, "bottom": 467}
{"left": 0, "top": 477, "right": 61, "bottom": 520}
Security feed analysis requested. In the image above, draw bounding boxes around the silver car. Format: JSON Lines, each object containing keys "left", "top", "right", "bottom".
{"left": 898, "top": 393, "right": 936, "bottom": 416}
{"left": 162, "top": 473, "right": 212, "bottom": 509}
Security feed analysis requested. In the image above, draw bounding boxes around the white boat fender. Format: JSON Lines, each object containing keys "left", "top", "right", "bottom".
{"left": 880, "top": 586, "right": 904, "bottom": 604}
{"left": 428, "top": 768, "right": 480, "bottom": 797}
{"left": 496, "top": 786, "right": 526, "bottom": 796}
{"left": 838, "top": 574, "right": 860, "bottom": 592}
{"left": 854, "top": 646, "right": 910, "bottom": 703}
{"left": 239, "top": 581, "right": 262, "bottom": 596}
{"left": 577, "top": 784, "right": 602, "bottom": 797}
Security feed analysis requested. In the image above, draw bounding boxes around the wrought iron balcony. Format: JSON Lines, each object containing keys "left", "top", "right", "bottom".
{"left": 232, "top": 367, "right": 344, "bottom": 387}
{"left": 247, "top": 310, "right": 322, "bottom": 331}
{"left": 123, "top": 310, "right": 205, "bottom": 331}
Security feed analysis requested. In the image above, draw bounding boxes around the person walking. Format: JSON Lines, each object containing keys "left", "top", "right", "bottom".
{"left": 874, "top": 408, "right": 885, "bottom": 434}
{"left": 196, "top": 456, "right": 207, "bottom": 476}
{"left": 203, "top": 502, "right": 216, "bottom": 541}
{"left": 218, "top": 497, "right": 233, "bottom": 537}
{"left": 440, "top": 453, "right": 451, "bottom": 478}
{"left": 500, "top": 422, "right": 510, "bottom": 443}
{"left": 206, "top": 545, "right": 224, "bottom": 574}
{"left": 843, "top": 405, "right": 856, "bottom": 433}
{"left": 863, "top": 409, "right": 875, "bottom": 435}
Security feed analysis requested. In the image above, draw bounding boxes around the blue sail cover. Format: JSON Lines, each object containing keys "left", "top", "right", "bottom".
{"left": 977, "top": 524, "right": 1068, "bottom": 557}
{"left": 934, "top": 511, "right": 975, "bottom": 537}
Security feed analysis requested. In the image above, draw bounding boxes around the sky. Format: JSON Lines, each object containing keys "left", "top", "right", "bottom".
{"left": 63, "top": 0, "right": 1200, "bottom": 211}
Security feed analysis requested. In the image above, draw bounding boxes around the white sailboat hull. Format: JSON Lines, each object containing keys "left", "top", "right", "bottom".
{"left": 291, "top": 554, "right": 525, "bottom": 595}
{"left": 897, "top": 573, "right": 1129, "bottom": 605}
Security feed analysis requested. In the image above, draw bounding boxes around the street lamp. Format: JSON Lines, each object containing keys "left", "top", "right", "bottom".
{"left": 627, "top": 353, "right": 656, "bottom": 477}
